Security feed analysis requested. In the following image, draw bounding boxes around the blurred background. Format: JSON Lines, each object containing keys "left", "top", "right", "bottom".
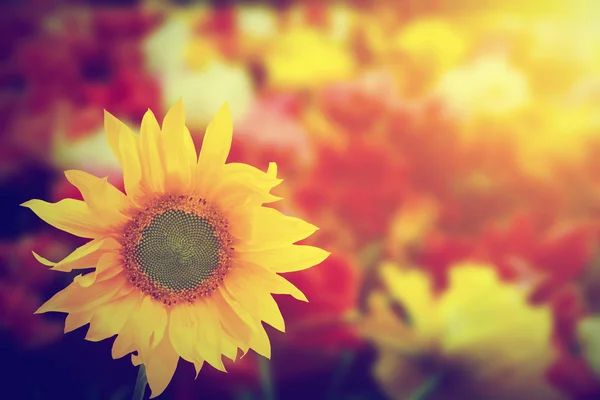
{"left": 3, "top": 0, "right": 600, "bottom": 399}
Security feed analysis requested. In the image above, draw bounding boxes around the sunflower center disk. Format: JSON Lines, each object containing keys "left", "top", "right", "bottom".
{"left": 121, "top": 195, "right": 233, "bottom": 305}
{"left": 135, "top": 210, "right": 221, "bottom": 291}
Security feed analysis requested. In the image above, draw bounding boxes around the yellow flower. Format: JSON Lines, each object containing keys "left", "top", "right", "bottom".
{"left": 264, "top": 27, "right": 356, "bottom": 90}
{"left": 52, "top": 125, "right": 121, "bottom": 174}
{"left": 24, "top": 101, "right": 329, "bottom": 398}
{"left": 237, "top": 4, "right": 278, "bottom": 40}
{"left": 386, "top": 197, "right": 439, "bottom": 258}
{"left": 434, "top": 54, "right": 532, "bottom": 121}
{"left": 162, "top": 60, "right": 256, "bottom": 130}
{"left": 362, "top": 262, "right": 565, "bottom": 400}
{"left": 144, "top": 8, "right": 215, "bottom": 76}
{"left": 391, "top": 18, "right": 469, "bottom": 96}
{"left": 513, "top": 103, "right": 600, "bottom": 180}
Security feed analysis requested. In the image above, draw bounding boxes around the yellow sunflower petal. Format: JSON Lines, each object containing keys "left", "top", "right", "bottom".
{"left": 211, "top": 163, "right": 283, "bottom": 209}
{"left": 112, "top": 321, "right": 137, "bottom": 359}
{"left": 85, "top": 291, "right": 142, "bottom": 342}
{"left": 238, "top": 262, "right": 308, "bottom": 302}
{"left": 33, "top": 236, "right": 120, "bottom": 272}
{"left": 215, "top": 287, "right": 259, "bottom": 353}
{"left": 104, "top": 110, "right": 128, "bottom": 165}
{"left": 238, "top": 206, "right": 318, "bottom": 251}
{"left": 139, "top": 109, "right": 165, "bottom": 194}
{"left": 193, "top": 300, "right": 226, "bottom": 371}
{"left": 131, "top": 295, "right": 169, "bottom": 355}
{"left": 131, "top": 353, "right": 143, "bottom": 367}
{"left": 223, "top": 272, "right": 285, "bottom": 332}
{"left": 267, "top": 162, "right": 277, "bottom": 178}
{"left": 64, "top": 170, "right": 132, "bottom": 217}
{"left": 118, "top": 123, "right": 144, "bottom": 201}
{"left": 220, "top": 334, "right": 238, "bottom": 362}
{"left": 75, "top": 252, "right": 123, "bottom": 288}
{"left": 238, "top": 245, "right": 330, "bottom": 273}
{"left": 64, "top": 310, "right": 93, "bottom": 333}
{"left": 160, "top": 99, "right": 196, "bottom": 192}
{"left": 169, "top": 303, "right": 200, "bottom": 364}
{"left": 168, "top": 301, "right": 225, "bottom": 371}
{"left": 248, "top": 323, "right": 271, "bottom": 359}
{"left": 35, "top": 272, "right": 128, "bottom": 314}
{"left": 193, "top": 360, "right": 205, "bottom": 379}
{"left": 196, "top": 103, "right": 233, "bottom": 190}
{"left": 145, "top": 334, "right": 180, "bottom": 399}
{"left": 21, "top": 199, "right": 112, "bottom": 239}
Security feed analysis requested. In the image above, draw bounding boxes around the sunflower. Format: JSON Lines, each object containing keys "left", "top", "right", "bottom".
{"left": 23, "top": 100, "right": 330, "bottom": 398}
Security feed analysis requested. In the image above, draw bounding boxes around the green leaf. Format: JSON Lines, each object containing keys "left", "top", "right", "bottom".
{"left": 577, "top": 315, "right": 600, "bottom": 377}
{"left": 326, "top": 350, "right": 357, "bottom": 400}
{"left": 406, "top": 374, "right": 443, "bottom": 400}
{"left": 109, "top": 386, "right": 131, "bottom": 400}
{"left": 258, "top": 357, "right": 275, "bottom": 400}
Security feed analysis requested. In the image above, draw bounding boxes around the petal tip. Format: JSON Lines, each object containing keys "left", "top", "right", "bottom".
{"left": 20, "top": 200, "right": 35, "bottom": 208}
{"left": 34, "top": 305, "right": 47, "bottom": 315}
{"left": 32, "top": 251, "right": 56, "bottom": 267}
{"left": 103, "top": 109, "right": 119, "bottom": 123}
{"left": 214, "top": 102, "right": 232, "bottom": 122}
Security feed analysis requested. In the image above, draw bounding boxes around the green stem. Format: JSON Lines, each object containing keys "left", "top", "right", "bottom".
{"left": 258, "top": 357, "right": 275, "bottom": 400}
{"left": 325, "top": 350, "right": 356, "bottom": 400}
{"left": 406, "top": 374, "right": 443, "bottom": 400}
{"left": 132, "top": 365, "right": 148, "bottom": 400}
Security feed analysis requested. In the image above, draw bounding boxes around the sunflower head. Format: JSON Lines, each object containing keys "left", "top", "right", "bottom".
{"left": 23, "top": 100, "right": 329, "bottom": 398}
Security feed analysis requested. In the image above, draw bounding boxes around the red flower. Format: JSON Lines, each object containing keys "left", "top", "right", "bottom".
{"left": 316, "top": 71, "right": 401, "bottom": 139}
{"left": 268, "top": 253, "right": 363, "bottom": 380}
{"left": 413, "top": 232, "right": 479, "bottom": 291}
{"left": 228, "top": 93, "right": 309, "bottom": 180}
{"left": 295, "top": 139, "right": 410, "bottom": 246}
{"left": 547, "top": 344, "right": 600, "bottom": 400}
{"left": 0, "top": 283, "right": 64, "bottom": 349}
{"left": 479, "top": 214, "right": 597, "bottom": 302}
{"left": 547, "top": 285, "right": 588, "bottom": 348}
{"left": 92, "top": 8, "right": 164, "bottom": 40}
{"left": 197, "top": 5, "right": 239, "bottom": 61}
{"left": 276, "top": 253, "right": 361, "bottom": 348}
{"left": 0, "top": 234, "right": 73, "bottom": 349}
{"left": 0, "top": 234, "right": 71, "bottom": 289}
{"left": 82, "top": 67, "right": 164, "bottom": 123}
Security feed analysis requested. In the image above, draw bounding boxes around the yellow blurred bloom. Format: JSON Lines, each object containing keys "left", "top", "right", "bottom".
{"left": 387, "top": 197, "right": 439, "bottom": 258}
{"left": 52, "top": 124, "right": 122, "bottom": 174}
{"left": 236, "top": 5, "right": 278, "bottom": 40}
{"left": 362, "top": 262, "right": 565, "bottom": 399}
{"left": 513, "top": 102, "right": 600, "bottom": 180}
{"left": 144, "top": 7, "right": 215, "bottom": 75}
{"left": 391, "top": 18, "right": 469, "bottom": 96}
{"left": 185, "top": 36, "right": 219, "bottom": 71}
{"left": 394, "top": 19, "right": 467, "bottom": 69}
{"left": 162, "top": 60, "right": 255, "bottom": 130}
{"left": 301, "top": 106, "right": 348, "bottom": 151}
{"left": 264, "top": 27, "right": 356, "bottom": 90}
{"left": 434, "top": 54, "right": 532, "bottom": 121}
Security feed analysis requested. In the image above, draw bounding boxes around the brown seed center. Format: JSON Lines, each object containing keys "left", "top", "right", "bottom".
{"left": 120, "top": 195, "right": 233, "bottom": 305}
